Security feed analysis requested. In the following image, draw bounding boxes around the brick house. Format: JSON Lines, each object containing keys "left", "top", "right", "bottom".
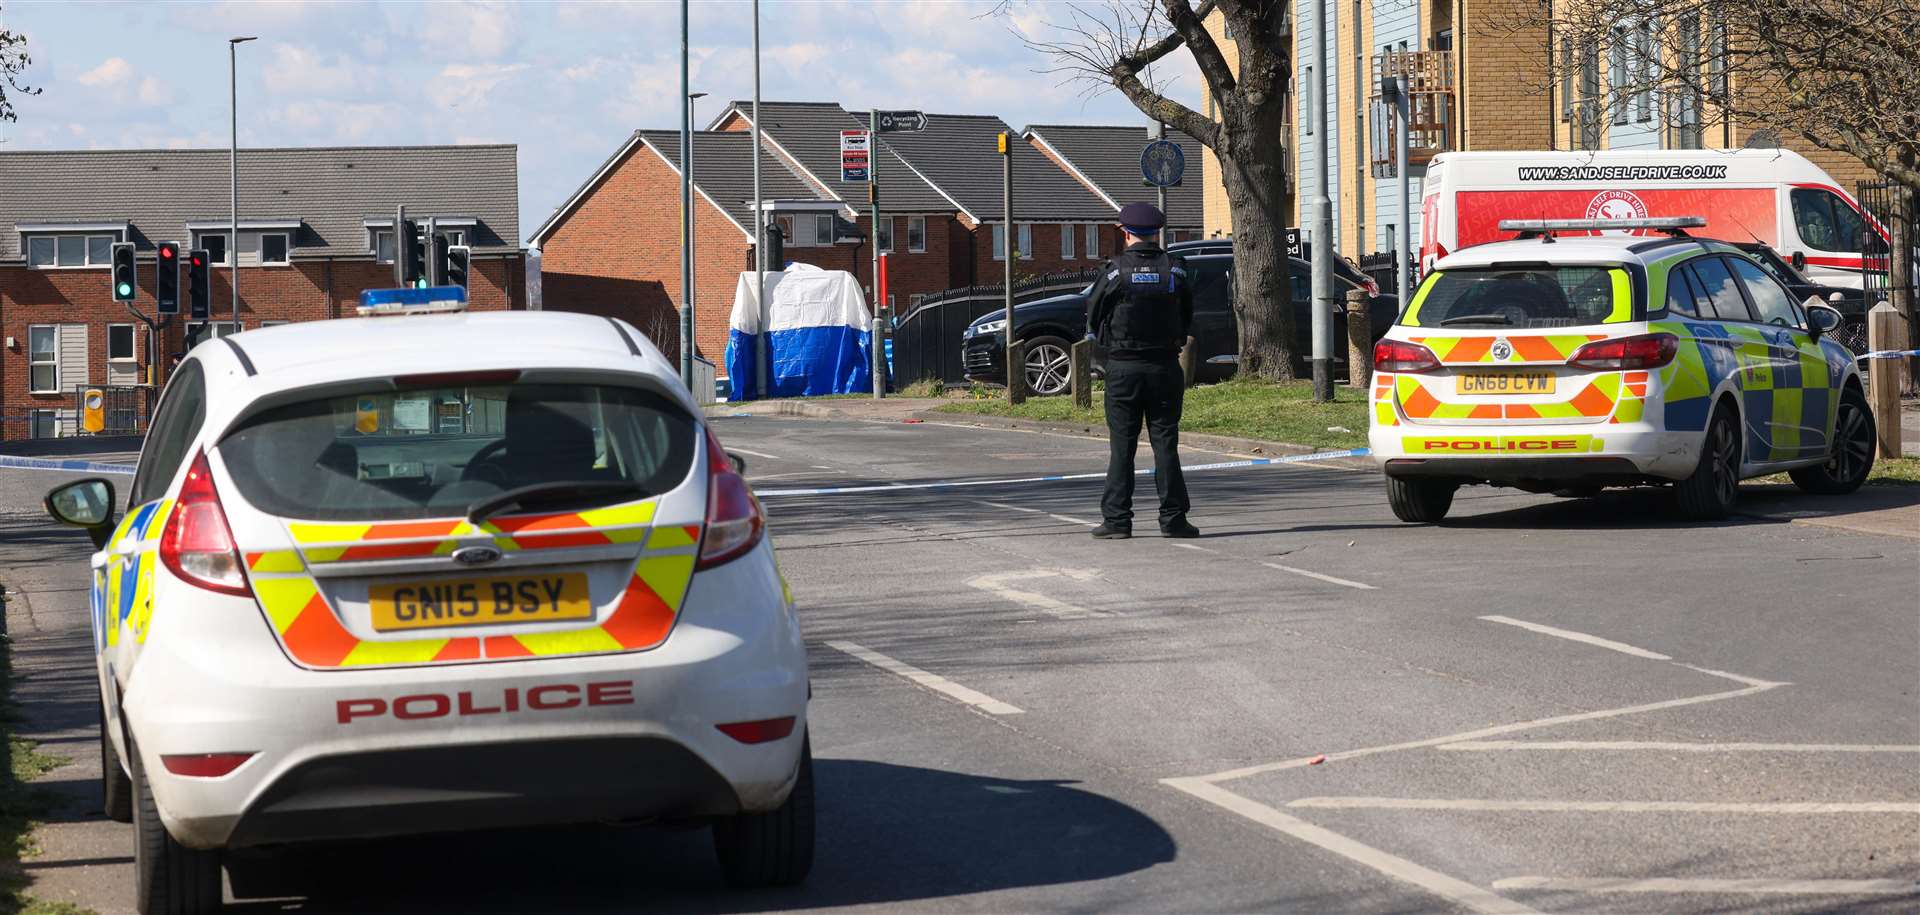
{"left": 1023, "top": 124, "right": 1206, "bottom": 241}
{"left": 0, "top": 145, "right": 524, "bottom": 440}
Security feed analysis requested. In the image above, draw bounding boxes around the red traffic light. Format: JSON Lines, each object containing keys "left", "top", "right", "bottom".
{"left": 190, "top": 255, "right": 205, "bottom": 267}
{"left": 161, "top": 247, "right": 175, "bottom": 259}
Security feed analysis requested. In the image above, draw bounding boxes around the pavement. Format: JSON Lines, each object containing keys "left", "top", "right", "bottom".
{"left": 3, "top": 419, "right": 1917, "bottom": 914}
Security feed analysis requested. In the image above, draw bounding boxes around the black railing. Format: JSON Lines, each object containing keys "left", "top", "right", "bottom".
{"left": 1857, "top": 180, "right": 1917, "bottom": 312}
{"left": 893, "top": 269, "right": 1099, "bottom": 385}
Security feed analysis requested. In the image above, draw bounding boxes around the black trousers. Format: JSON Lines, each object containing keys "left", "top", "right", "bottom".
{"left": 1101, "top": 356, "right": 1190, "bottom": 528}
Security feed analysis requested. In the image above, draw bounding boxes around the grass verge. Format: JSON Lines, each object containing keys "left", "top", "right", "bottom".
{"left": 1, "top": 621, "right": 90, "bottom": 915}
{"left": 935, "top": 378, "right": 1371, "bottom": 452}
{"left": 1867, "top": 455, "right": 1920, "bottom": 485}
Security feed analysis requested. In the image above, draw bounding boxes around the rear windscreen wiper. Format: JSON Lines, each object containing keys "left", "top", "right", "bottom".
{"left": 467, "top": 481, "right": 646, "bottom": 524}
{"left": 1439, "top": 314, "right": 1513, "bottom": 326}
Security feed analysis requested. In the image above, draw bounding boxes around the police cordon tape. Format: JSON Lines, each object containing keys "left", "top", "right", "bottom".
{"left": 1856, "top": 348, "right": 1920, "bottom": 361}
{"left": 0, "top": 455, "right": 136, "bottom": 475}
{"left": 752, "top": 448, "right": 1371, "bottom": 498}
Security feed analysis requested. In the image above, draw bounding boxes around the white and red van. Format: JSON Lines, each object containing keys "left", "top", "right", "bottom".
{"left": 1419, "top": 149, "right": 1886, "bottom": 288}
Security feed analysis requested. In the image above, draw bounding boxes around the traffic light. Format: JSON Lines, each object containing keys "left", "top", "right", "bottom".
{"left": 155, "top": 242, "right": 180, "bottom": 315}
{"left": 111, "top": 242, "right": 137, "bottom": 302}
{"left": 187, "top": 249, "right": 210, "bottom": 319}
{"left": 398, "top": 219, "right": 426, "bottom": 287}
{"left": 445, "top": 245, "right": 471, "bottom": 289}
{"left": 431, "top": 233, "right": 450, "bottom": 286}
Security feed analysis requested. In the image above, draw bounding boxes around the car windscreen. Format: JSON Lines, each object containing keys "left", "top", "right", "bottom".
{"left": 219, "top": 382, "right": 697, "bottom": 521}
{"left": 1397, "top": 265, "right": 1631, "bottom": 329}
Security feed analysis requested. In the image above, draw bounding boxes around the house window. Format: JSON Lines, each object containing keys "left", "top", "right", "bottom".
{"left": 30, "top": 410, "right": 57, "bottom": 439}
{"left": 109, "top": 324, "right": 136, "bottom": 362}
{"left": 26, "top": 233, "right": 116, "bottom": 269}
{"left": 1609, "top": 28, "right": 1629, "bottom": 125}
{"left": 877, "top": 216, "right": 895, "bottom": 253}
{"left": 1086, "top": 224, "right": 1100, "bottom": 259}
{"left": 1634, "top": 23, "right": 1654, "bottom": 121}
{"left": 260, "top": 232, "right": 290, "bottom": 265}
{"left": 374, "top": 230, "right": 396, "bottom": 262}
{"left": 908, "top": 216, "right": 926, "bottom": 253}
{"left": 1708, "top": 15, "right": 1728, "bottom": 102}
{"left": 28, "top": 326, "right": 58, "bottom": 393}
{"left": 198, "top": 233, "right": 230, "bottom": 266}
{"left": 1061, "top": 223, "right": 1076, "bottom": 259}
{"left": 814, "top": 214, "right": 836, "bottom": 246}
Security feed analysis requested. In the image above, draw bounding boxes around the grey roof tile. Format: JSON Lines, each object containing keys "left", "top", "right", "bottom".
{"left": 722, "top": 101, "right": 959, "bottom": 214}
{"left": 860, "top": 111, "right": 1116, "bottom": 222}
{"left": 0, "top": 145, "right": 519, "bottom": 259}
{"left": 1025, "top": 125, "right": 1205, "bottom": 228}
{"left": 638, "top": 130, "right": 830, "bottom": 230}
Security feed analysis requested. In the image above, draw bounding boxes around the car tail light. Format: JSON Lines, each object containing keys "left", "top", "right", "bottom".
{"left": 161, "top": 752, "right": 254, "bottom": 778}
{"left": 1373, "top": 339, "right": 1441, "bottom": 373}
{"left": 716, "top": 717, "right": 796, "bottom": 744}
{"left": 159, "top": 451, "right": 252, "bottom": 597}
{"left": 1568, "top": 333, "right": 1679, "bottom": 371}
{"left": 696, "top": 427, "right": 765, "bottom": 570}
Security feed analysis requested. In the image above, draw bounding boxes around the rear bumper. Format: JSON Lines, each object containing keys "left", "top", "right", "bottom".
{"left": 1370, "top": 423, "right": 1701, "bottom": 483}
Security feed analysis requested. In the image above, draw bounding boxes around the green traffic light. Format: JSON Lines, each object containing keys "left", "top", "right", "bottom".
{"left": 117, "top": 283, "right": 132, "bottom": 297}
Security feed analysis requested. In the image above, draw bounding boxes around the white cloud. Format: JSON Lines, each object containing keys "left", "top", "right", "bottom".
{"left": 77, "top": 57, "right": 132, "bottom": 88}
{"left": 264, "top": 44, "right": 365, "bottom": 96}
{"left": 433, "top": 63, "right": 531, "bottom": 111}
{"left": 137, "top": 76, "right": 167, "bottom": 105}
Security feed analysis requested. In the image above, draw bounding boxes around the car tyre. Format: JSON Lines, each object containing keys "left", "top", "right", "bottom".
{"left": 1674, "top": 403, "right": 1741, "bottom": 520}
{"left": 1020, "top": 335, "right": 1073, "bottom": 397}
{"left": 131, "top": 736, "right": 223, "bottom": 915}
{"left": 1386, "top": 477, "right": 1455, "bottom": 523}
{"left": 100, "top": 697, "right": 132, "bottom": 824}
{"left": 712, "top": 736, "right": 815, "bottom": 888}
{"left": 1790, "top": 386, "right": 1875, "bottom": 495}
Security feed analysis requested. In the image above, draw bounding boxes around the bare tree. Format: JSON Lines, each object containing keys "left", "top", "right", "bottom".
{"left": 1011, "top": 0, "right": 1301, "bottom": 380}
{"left": 0, "top": 4, "right": 39, "bottom": 124}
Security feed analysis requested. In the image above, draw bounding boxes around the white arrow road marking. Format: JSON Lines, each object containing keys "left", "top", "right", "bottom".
{"left": 966, "top": 569, "right": 1112, "bottom": 619}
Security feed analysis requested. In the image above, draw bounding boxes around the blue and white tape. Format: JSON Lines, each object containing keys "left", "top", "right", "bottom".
{"left": 0, "top": 455, "right": 136, "bottom": 475}
{"left": 753, "top": 447, "right": 1371, "bottom": 498}
{"left": 1856, "top": 348, "right": 1920, "bottom": 361}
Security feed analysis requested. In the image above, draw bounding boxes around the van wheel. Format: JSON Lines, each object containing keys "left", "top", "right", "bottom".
{"left": 100, "top": 698, "right": 132, "bottom": 823}
{"left": 131, "top": 737, "right": 223, "bottom": 914}
{"left": 1386, "top": 477, "right": 1456, "bottom": 523}
{"left": 1791, "top": 387, "right": 1875, "bottom": 495}
{"left": 713, "top": 737, "right": 815, "bottom": 888}
{"left": 1675, "top": 405, "right": 1740, "bottom": 520}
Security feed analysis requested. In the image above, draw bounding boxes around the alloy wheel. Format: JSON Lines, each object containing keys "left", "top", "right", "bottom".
{"left": 1828, "top": 402, "right": 1873, "bottom": 484}
{"left": 1024, "top": 343, "right": 1070, "bottom": 396}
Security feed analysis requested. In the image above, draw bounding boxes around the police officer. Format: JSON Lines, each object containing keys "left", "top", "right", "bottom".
{"left": 1085, "top": 202, "right": 1197, "bottom": 539}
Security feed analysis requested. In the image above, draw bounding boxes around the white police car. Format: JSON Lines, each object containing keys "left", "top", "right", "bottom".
{"left": 1369, "top": 219, "right": 1873, "bottom": 522}
{"left": 45, "top": 288, "right": 811, "bottom": 913}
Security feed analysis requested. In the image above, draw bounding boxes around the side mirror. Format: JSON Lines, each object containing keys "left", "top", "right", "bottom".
{"left": 45, "top": 478, "right": 117, "bottom": 549}
{"left": 1790, "top": 250, "right": 1807, "bottom": 272}
{"left": 727, "top": 452, "right": 747, "bottom": 474}
{"left": 1805, "top": 302, "right": 1844, "bottom": 337}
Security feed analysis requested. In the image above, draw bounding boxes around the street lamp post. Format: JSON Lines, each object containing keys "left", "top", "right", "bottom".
{"left": 229, "top": 36, "right": 256, "bottom": 337}
{"left": 686, "top": 91, "right": 707, "bottom": 393}
{"left": 677, "top": 0, "right": 692, "bottom": 388}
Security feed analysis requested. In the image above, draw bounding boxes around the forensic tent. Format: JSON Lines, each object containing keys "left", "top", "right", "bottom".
{"left": 725, "top": 264, "right": 874, "bottom": 400}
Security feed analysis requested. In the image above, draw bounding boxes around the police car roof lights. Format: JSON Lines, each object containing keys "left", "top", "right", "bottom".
{"left": 1499, "top": 216, "right": 1707, "bottom": 241}
{"left": 356, "top": 285, "right": 469, "bottom": 316}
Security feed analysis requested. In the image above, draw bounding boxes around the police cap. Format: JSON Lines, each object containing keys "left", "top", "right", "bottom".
{"left": 1117, "top": 202, "right": 1165, "bottom": 232}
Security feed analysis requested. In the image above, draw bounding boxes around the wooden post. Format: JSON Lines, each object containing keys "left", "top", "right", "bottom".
{"left": 1868, "top": 301, "right": 1906, "bottom": 459}
{"left": 1345, "top": 288, "right": 1372, "bottom": 388}
{"left": 1071, "top": 339, "right": 1093, "bottom": 408}
{"left": 1178, "top": 335, "right": 1198, "bottom": 387}
{"left": 1008, "top": 339, "right": 1028, "bottom": 404}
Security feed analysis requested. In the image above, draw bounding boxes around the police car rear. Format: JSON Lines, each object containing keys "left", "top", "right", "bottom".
{"left": 1367, "top": 218, "right": 1871, "bottom": 522}
{"left": 47, "top": 287, "right": 811, "bottom": 913}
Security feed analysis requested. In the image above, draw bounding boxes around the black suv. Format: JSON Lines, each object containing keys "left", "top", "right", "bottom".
{"left": 962, "top": 251, "right": 1399, "bottom": 396}
{"left": 1732, "top": 242, "right": 1869, "bottom": 353}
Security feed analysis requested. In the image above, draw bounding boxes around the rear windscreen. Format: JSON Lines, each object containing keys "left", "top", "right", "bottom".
{"left": 220, "top": 382, "right": 697, "bottom": 521}
{"left": 1399, "top": 266, "right": 1632, "bottom": 328}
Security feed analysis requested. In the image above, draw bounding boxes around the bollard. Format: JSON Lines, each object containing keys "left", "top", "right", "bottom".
{"left": 1178, "top": 335, "right": 1198, "bottom": 387}
{"left": 1867, "top": 301, "right": 1906, "bottom": 459}
{"left": 1345, "top": 288, "right": 1373, "bottom": 388}
{"left": 1071, "top": 339, "right": 1094, "bottom": 409}
{"left": 1008, "top": 339, "right": 1028, "bottom": 405}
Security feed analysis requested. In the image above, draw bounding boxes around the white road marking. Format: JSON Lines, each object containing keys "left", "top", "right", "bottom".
{"left": 1675, "top": 663, "right": 1785, "bottom": 687}
{"left": 824, "top": 641, "right": 1024, "bottom": 715}
{"left": 1260, "top": 561, "right": 1376, "bottom": 591}
{"left": 1441, "top": 740, "right": 1920, "bottom": 754}
{"left": 1477, "top": 615, "right": 1672, "bottom": 660}
{"left": 725, "top": 447, "right": 783, "bottom": 461}
{"left": 1288, "top": 797, "right": 1920, "bottom": 814}
{"left": 1049, "top": 513, "right": 1098, "bottom": 526}
{"left": 1163, "top": 779, "right": 1543, "bottom": 915}
{"left": 1493, "top": 876, "right": 1920, "bottom": 895}
{"left": 966, "top": 569, "right": 1111, "bottom": 619}
{"left": 984, "top": 501, "right": 1043, "bottom": 514}
{"left": 1171, "top": 542, "right": 1214, "bottom": 553}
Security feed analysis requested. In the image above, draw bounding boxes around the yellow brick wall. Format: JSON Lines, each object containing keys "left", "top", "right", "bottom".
{"left": 1200, "top": 9, "right": 1239, "bottom": 238}
{"left": 1461, "top": 0, "right": 1553, "bottom": 152}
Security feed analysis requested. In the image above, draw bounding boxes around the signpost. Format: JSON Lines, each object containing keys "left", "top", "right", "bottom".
{"left": 875, "top": 110, "right": 928, "bottom": 133}
{"left": 839, "top": 130, "right": 870, "bottom": 183}
{"left": 860, "top": 109, "right": 925, "bottom": 398}
{"left": 1141, "top": 129, "right": 1184, "bottom": 246}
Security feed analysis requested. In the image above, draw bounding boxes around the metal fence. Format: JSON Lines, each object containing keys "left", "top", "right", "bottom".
{"left": 72, "top": 385, "right": 147, "bottom": 436}
{"left": 1857, "top": 181, "right": 1917, "bottom": 311}
{"left": 892, "top": 269, "right": 1098, "bottom": 386}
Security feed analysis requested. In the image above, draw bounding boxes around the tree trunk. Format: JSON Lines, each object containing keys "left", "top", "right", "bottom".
{"left": 1217, "top": 124, "right": 1298, "bottom": 380}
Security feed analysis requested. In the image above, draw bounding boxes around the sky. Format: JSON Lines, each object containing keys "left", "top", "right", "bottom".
{"left": 0, "top": 0, "right": 1203, "bottom": 246}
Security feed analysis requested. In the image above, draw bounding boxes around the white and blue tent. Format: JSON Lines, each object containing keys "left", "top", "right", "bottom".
{"left": 725, "top": 264, "right": 874, "bottom": 400}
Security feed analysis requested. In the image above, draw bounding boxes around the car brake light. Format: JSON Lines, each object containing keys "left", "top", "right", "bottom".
{"left": 1567, "top": 333, "right": 1679, "bottom": 371}
{"left": 716, "top": 717, "right": 796, "bottom": 744}
{"left": 158, "top": 451, "right": 252, "bottom": 597}
{"left": 1373, "top": 339, "right": 1441, "bottom": 373}
{"left": 696, "top": 427, "right": 765, "bottom": 570}
{"left": 161, "top": 752, "right": 254, "bottom": 778}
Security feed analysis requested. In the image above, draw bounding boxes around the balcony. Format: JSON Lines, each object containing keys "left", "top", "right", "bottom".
{"left": 1369, "top": 50, "right": 1455, "bottom": 178}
